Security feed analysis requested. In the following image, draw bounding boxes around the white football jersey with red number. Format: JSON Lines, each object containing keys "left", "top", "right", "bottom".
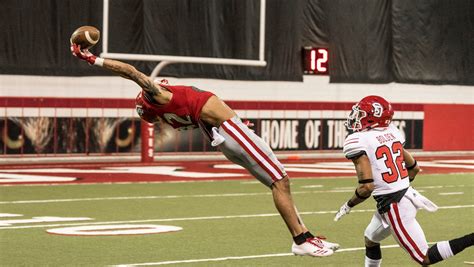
{"left": 343, "top": 124, "right": 410, "bottom": 196}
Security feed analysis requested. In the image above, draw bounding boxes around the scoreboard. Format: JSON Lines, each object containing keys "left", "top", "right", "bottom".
{"left": 302, "top": 47, "right": 329, "bottom": 75}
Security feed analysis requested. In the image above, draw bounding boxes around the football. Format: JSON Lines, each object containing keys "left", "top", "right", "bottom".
{"left": 70, "top": 26, "right": 100, "bottom": 49}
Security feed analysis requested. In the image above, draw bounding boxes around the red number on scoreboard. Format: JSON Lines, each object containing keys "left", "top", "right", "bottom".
{"left": 303, "top": 47, "right": 329, "bottom": 75}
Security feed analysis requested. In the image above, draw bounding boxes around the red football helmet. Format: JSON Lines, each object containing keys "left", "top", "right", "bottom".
{"left": 346, "top": 95, "right": 394, "bottom": 132}
{"left": 135, "top": 91, "right": 161, "bottom": 124}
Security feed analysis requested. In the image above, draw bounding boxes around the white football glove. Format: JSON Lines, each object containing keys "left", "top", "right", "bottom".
{"left": 334, "top": 202, "right": 351, "bottom": 221}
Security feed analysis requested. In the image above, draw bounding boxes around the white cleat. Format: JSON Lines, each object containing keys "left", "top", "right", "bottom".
{"left": 292, "top": 238, "right": 334, "bottom": 257}
{"left": 320, "top": 238, "right": 340, "bottom": 251}
{"left": 311, "top": 235, "right": 340, "bottom": 251}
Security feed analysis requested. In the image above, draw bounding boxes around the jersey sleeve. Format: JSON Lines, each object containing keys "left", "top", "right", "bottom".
{"left": 343, "top": 133, "right": 366, "bottom": 159}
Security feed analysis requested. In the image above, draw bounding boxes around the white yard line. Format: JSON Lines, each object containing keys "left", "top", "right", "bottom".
{"left": 0, "top": 189, "right": 355, "bottom": 205}
{"left": 2, "top": 183, "right": 472, "bottom": 204}
{"left": 0, "top": 213, "right": 22, "bottom": 218}
{"left": 116, "top": 252, "right": 293, "bottom": 266}
{"left": 300, "top": 184, "right": 324, "bottom": 188}
{"left": 0, "top": 176, "right": 353, "bottom": 187}
{"left": 0, "top": 193, "right": 272, "bottom": 204}
{"left": 0, "top": 210, "right": 348, "bottom": 230}
{"left": 433, "top": 159, "right": 474, "bottom": 164}
{"left": 114, "top": 244, "right": 424, "bottom": 266}
{"left": 0, "top": 205, "right": 472, "bottom": 230}
{"left": 417, "top": 162, "right": 474, "bottom": 169}
{"left": 439, "top": 192, "right": 464, "bottom": 195}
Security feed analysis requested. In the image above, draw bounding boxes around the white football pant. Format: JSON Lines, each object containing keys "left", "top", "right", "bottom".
{"left": 365, "top": 196, "right": 429, "bottom": 265}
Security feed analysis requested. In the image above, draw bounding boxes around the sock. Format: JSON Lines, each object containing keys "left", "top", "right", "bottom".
{"left": 293, "top": 232, "right": 306, "bottom": 245}
{"left": 449, "top": 233, "right": 474, "bottom": 255}
{"left": 366, "top": 244, "right": 382, "bottom": 260}
{"left": 304, "top": 231, "right": 315, "bottom": 239}
{"left": 428, "top": 233, "right": 474, "bottom": 264}
{"left": 365, "top": 256, "right": 382, "bottom": 267}
{"left": 437, "top": 241, "right": 454, "bottom": 260}
{"left": 427, "top": 244, "right": 443, "bottom": 264}
{"left": 365, "top": 244, "right": 382, "bottom": 267}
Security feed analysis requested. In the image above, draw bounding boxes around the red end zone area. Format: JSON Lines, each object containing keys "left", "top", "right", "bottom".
{"left": 0, "top": 155, "right": 472, "bottom": 185}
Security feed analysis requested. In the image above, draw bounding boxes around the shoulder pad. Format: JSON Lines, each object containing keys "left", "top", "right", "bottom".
{"left": 343, "top": 134, "right": 366, "bottom": 159}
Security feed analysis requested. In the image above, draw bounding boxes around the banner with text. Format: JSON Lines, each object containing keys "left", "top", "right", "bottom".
{"left": 246, "top": 118, "right": 421, "bottom": 151}
{"left": 0, "top": 117, "right": 422, "bottom": 155}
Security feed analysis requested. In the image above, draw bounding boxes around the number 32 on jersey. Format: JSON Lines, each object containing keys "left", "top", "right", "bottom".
{"left": 375, "top": 141, "right": 409, "bottom": 183}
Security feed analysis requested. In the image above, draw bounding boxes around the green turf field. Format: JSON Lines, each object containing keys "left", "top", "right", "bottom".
{"left": 1, "top": 173, "right": 473, "bottom": 266}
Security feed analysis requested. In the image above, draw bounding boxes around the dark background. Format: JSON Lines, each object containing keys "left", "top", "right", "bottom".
{"left": 1, "top": 0, "right": 472, "bottom": 84}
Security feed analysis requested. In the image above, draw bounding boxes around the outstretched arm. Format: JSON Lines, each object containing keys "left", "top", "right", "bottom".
{"left": 101, "top": 58, "right": 162, "bottom": 97}
{"left": 70, "top": 44, "right": 162, "bottom": 97}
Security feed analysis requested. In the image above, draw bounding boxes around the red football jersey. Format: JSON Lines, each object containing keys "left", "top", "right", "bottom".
{"left": 135, "top": 85, "right": 214, "bottom": 130}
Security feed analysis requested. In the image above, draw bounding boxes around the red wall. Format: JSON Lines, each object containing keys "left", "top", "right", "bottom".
{"left": 423, "top": 104, "right": 474, "bottom": 151}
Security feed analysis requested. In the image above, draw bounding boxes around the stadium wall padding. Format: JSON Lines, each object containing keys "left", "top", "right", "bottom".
{"left": 0, "top": 0, "right": 472, "bottom": 84}
{"left": 0, "top": 96, "right": 424, "bottom": 154}
{"left": 423, "top": 104, "right": 474, "bottom": 151}
{"left": 2, "top": 94, "right": 473, "bottom": 152}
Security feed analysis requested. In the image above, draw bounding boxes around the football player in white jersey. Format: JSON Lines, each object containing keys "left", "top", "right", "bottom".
{"left": 334, "top": 95, "right": 473, "bottom": 266}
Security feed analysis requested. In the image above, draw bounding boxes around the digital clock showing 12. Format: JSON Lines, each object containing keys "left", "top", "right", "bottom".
{"left": 303, "top": 47, "right": 329, "bottom": 75}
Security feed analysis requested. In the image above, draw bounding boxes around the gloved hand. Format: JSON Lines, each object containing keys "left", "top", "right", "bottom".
{"left": 334, "top": 202, "right": 351, "bottom": 221}
{"left": 211, "top": 127, "right": 225, "bottom": 147}
{"left": 70, "top": 43, "right": 102, "bottom": 66}
{"left": 243, "top": 120, "right": 255, "bottom": 132}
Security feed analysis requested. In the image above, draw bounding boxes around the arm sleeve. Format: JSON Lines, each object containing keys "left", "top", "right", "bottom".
{"left": 343, "top": 134, "right": 366, "bottom": 159}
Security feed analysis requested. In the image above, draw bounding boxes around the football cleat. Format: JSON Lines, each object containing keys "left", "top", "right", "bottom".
{"left": 319, "top": 238, "right": 340, "bottom": 251}
{"left": 292, "top": 238, "right": 334, "bottom": 257}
